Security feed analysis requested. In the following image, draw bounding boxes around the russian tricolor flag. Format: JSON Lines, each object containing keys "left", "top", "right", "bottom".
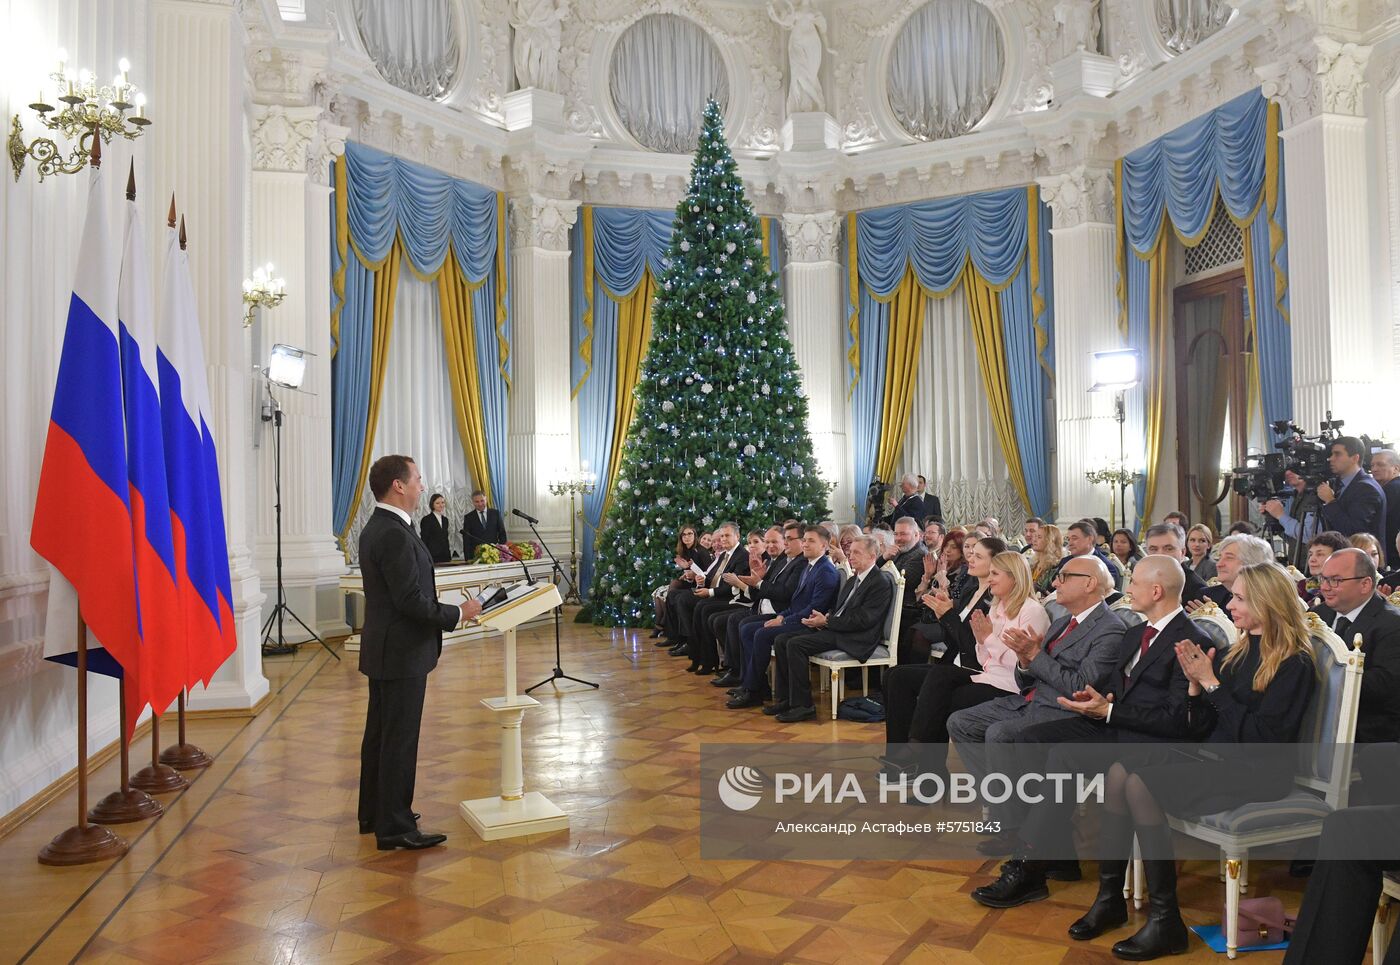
{"left": 32, "top": 161, "right": 146, "bottom": 727}
{"left": 156, "top": 212, "right": 237, "bottom": 690}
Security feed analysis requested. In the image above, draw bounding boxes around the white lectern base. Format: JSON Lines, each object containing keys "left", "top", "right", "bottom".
{"left": 459, "top": 792, "right": 569, "bottom": 841}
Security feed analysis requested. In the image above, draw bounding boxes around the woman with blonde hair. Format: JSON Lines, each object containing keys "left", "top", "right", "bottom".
{"left": 1186, "top": 524, "right": 1217, "bottom": 581}
{"left": 1071, "top": 562, "right": 1316, "bottom": 959}
{"left": 1030, "top": 523, "right": 1065, "bottom": 596}
{"left": 829, "top": 523, "right": 862, "bottom": 570}
{"left": 883, "top": 550, "right": 1048, "bottom": 781}
{"left": 1350, "top": 532, "right": 1386, "bottom": 569}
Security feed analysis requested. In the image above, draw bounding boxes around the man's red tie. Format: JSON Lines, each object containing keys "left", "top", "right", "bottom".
{"left": 1135, "top": 626, "right": 1159, "bottom": 669}
{"left": 1025, "top": 617, "right": 1078, "bottom": 702}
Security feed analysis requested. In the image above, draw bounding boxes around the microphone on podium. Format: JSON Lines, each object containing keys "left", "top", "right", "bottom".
{"left": 512, "top": 508, "right": 540, "bottom": 525}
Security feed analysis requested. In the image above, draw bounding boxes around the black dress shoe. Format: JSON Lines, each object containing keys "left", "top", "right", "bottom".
{"left": 726, "top": 690, "right": 765, "bottom": 709}
{"left": 711, "top": 672, "right": 740, "bottom": 688}
{"left": 654, "top": 638, "right": 673, "bottom": 647}
{"left": 375, "top": 830, "right": 446, "bottom": 851}
{"left": 970, "top": 859, "right": 1049, "bottom": 908}
{"left": 693, "top": 664, "right": 716, "bottom": 675}
{"left": 763, "top": 701, "right": 792, "bottom": 717}
{"left": 685, "top": 662, "right": 702, "bottom": 673}
{"left": 360, "top": 811, "right": 421, "bottom": 834}
{"left": 668, "top": 643, "right": 689, "bottom": 656}
{"left": 776, "top": 705, "right": 816, "bottom": 723}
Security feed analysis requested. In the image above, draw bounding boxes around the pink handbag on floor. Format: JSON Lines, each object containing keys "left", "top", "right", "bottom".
{"left": 1231, "top": 896, "right": 1296, "bottom": 947}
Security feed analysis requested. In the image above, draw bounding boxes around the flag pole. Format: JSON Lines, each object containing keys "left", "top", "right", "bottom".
{"left": 130, "top": 699, "right": 188, "bottom": 794}
{"left": 160, "top": 689, "right": 213, "bottom": 770}
{"left": 39, "top": 615, "right": 129, "bottom": 865}
{"left": 89, "top": 678, "right": 163, "bottom": 823}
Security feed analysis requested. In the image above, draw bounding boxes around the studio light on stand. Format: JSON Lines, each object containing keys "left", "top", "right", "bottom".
{"left": 259, "top": 344, "right": 338, "bottom": 660}
{"left": 1089, "top": 349, "right": 1141, "bottom": 531}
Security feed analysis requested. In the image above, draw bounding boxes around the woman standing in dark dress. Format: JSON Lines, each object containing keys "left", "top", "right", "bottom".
{"left": 1085, "top": 563, "right": 1316, "bottom": 960}
{"left": 418, "top": 493, "right": 453, "bottom": 564}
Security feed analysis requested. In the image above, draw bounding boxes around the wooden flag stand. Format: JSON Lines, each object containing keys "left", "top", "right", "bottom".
{"left": 159, "top": 690, "right": 212, "bottom": 770}
{"left": 130, "top": 709, "right": 189, "bottom": 794}
{"left": 88, "top": 679, "right": 163, "bottom": 824}
{"left": 39, "top": 619, "right": 129, "bottom": 865}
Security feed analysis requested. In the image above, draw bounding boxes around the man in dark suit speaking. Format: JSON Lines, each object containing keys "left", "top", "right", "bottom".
{"left": 462, "top": 488, "right": 509, "bottom": 559}
{"left": 359, "top": 455, "right": 480, "bottom": 851}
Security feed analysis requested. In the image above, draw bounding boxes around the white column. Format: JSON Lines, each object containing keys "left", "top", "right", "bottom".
{"left": 1037, "top": 167, "right": 1128, "bottom": 524}
{"left": 149, "top": 0, "right": 268, "bottom": 711}
{"left": 781, "top": 211, "right": 852, "bottom": 519}
{"left": 506, "top": 195, "right": 578, "bottom": 548}
{"left": 248, "top": 103, "right": 351, "bottom": 640}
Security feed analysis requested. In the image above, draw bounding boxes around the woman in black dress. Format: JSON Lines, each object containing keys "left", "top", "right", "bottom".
{"left": 651, "top": 524, "right": 712, "bottom": 638}
{"left": 418, "top": 493, "right": 453, "bottom": 564}
{"left": 1085, "top": 562, "right": 1316, "bottom": 960}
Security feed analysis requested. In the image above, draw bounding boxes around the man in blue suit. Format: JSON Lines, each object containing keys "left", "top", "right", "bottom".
{"left": 727, "top": 524, "right": 840, "bottom": 709}
{"left": 1318, "top": 436, "right": 1387, "bottom": 546}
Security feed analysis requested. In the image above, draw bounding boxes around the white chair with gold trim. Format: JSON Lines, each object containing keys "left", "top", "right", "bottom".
{"left": 811, "top": 569, "right": 904, "bottom": 720}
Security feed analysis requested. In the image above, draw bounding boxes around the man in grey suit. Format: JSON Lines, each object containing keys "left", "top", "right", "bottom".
{"left": 948, "top": 554, "right": 1125, "bottom": 855}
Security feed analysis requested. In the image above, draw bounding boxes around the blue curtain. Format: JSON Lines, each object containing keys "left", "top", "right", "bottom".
{"left": 330, "top": 141, "right": 509, "bottom": 536}
{"left": 846, "top": 185, "right": 1053, "bottom": 517}
{"left": 572, "top": 207, "right": 677, "bottom": 596}
{"left": 1117, "top": 88, "right": 1291, "bottom": 517}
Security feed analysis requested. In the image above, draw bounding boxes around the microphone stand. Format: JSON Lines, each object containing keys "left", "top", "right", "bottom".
{"left": 496, "top": 542, "right": 536, "bottom": 588}
{"left": 521, "top": 515, "right": 598, "bottom": 693}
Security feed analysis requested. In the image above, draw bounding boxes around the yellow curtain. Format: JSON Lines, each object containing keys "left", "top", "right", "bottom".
{"left": 337, "top": 236, "right": 403, "bottom": 544}
{"left": 1137, "top": 229, "right": 1172, "bottom": 530}
{"left": 964, "top": 262, "right": 1034, "bottom": 515}
{"left": 573, "top": 207, "right": 597, "bottom": 398}
{"left": 845, "top": 212, "right": 861, "bottom": 399}
{"left": 437, "top": 245, "right": 496, "bottom": 504}
{"left": 600, "top": 270, "right": 656, "bottom": 521}
{"left": 873, "top": 267, "right": 927, "bottom": 481}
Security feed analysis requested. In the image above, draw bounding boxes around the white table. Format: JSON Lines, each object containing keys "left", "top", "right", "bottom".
{"left": 338, "top": 558, "right": 557, "bottom": 651}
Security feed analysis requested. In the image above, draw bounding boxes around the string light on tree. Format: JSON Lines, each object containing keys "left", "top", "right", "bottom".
{"left": 587, "top": 99, "right": 829, "bottom": 627}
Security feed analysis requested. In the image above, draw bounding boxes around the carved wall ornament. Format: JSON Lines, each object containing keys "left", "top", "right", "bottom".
{"left": 509, "top": 194, "right": 580, "bottom": 251}
{"left": 781, "top": 211, "right": 842, "bottom": 262}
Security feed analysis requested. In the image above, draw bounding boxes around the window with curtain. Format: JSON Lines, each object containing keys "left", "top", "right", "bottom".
{"left": 609, "top": 13, "right": 730, "bottom": 153}
{"left": 353, "top": 0, "right": 461, "bottom": 100}
{"left": 1155, "top": 0, "right": 1231, "bottom": 54}
{"left": 887, "top": 0, "right": 1003, "bottom": 142}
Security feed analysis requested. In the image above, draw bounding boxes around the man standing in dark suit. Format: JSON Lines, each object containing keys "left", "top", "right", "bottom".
{"left": 973, "top": 556, "right": 1212, "bottom": 915}
{"left": 1371, "top": 449, "right": 1400, "bottom": 557}
{"left": 461, "top": 488, "right": 508, "bottom": 559}
{"left": 358, "top": 455, "right": 479, "bottom": 851}
{"left": 419, "top": 493, "right": 453, "bottom": 564}
{"left": 1318, "top": 436, "right": 1387, "bottom": 545}
{"left": 1315, "top": 548, "right": 1400, "bottom": 802}
{"left": 767, "top": 534, "right": 894, "bottom": 722}
{"left": 887, "top": 474, "right": 926, "bottom": 526}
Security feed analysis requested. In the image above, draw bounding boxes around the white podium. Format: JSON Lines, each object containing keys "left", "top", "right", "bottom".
{"left": 459, "top": 582, "right": 570, "bottom": 841}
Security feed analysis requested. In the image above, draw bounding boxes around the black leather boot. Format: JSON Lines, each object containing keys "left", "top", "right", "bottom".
{"left": 1112, "top": 824, "right": 1189, "bottom": 960}
{"left": 1069, "top": 809, "right": 1132, "bottom": 940}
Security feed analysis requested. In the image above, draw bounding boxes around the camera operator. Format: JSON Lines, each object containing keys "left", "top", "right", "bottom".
{"left": 1260, "top": 468, "right": 1320, "bottom": 552}
{"left": 1316, "top": 436, "right": 1387, "bottom": 546}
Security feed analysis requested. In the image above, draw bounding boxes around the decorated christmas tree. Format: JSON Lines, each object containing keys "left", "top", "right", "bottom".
{"left": 588, "top": 100, "right": 830, "bottom": 627}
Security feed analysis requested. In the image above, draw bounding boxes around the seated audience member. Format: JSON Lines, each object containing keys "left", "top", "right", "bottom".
{"left": 1052, "top": 519, "right": 1123, "bottom": 590}
{"left": 653, "top": 523, "right": 712, "bottom": 639}
{"left": 686, "top": 529, "right": 770, "bottom": 674}
{"left": 1318, "top": 435, "right": 1388, "bottom": 545}
{"left": 1371, "top": 448, "right": 1400, "bottom": 557}
{"left": 1314, "top": 548, "right": 1400, "bottom": 802}
{"left": 1020, "top": 517, "right": 1045, "bottom": 555}
{"left": 972, "top": 556, "right": 1213, "bottom": 912}
{"left": 902, "top": 537, "right": 1005, "bottom": 665}
{"left": 1282, "top": 801, "right": 1400, "bottom": 965}
{"left": 1030, "top": 523, "right": 1065, "bottom": 597}
{"left": 934, "top": 530, "right": 970, "bottom": 600}
{"left": 1092, "top": 518, "right": 1112, "bottom": 551}
{"left": 665, "top": 523, "right": 747, "bottom": 657}
{"left": 1142, "top": 523, "right": 1211, "bottom": 605}
{"left": 765, "top": 535, "right": 894, "bottom": 722}
{"left": 978, "top": 518, "right": 1002, "bottom": 539}
{"left": 708, "top": 525, "right": 804, "bottom": 679}
{"left": 1350, "top": 531, "right": 1386, "bottom": 570}
{"left": 1162, "top": 511, "right": 1190, "bottom": 532}
{"left": 884, "top": 551, "right": 1048, "bottom": 781}
{"left": 890, "top": 517, "right": 928, "bottom": 616}
{"left": 1110, "top": 528, "right": 1143, "bottom": 576}
{"left": 699, "top": 530, "right": 715, "bottom": 552}
{"left": 1385, "top": 531, "right": 1400, "bottom": 594}
{"left": 1186, "top": 524, "right": 1217, "bottom": 580}
{"left": 1227, "top": 520, "right": 1258, "bottom": 536}
{"left": 922, "top": 519, "right": 945, "bottom": 557}
{"left": 830, "top": 523, "right": 860, "bottom": 569}
{"left": 948, "top": 555, "right": 1125, "bottom": 855}
{"left": 727, "top": 525, "right": 841, "bottom": 708}
{"left": 1192, "top": 533, "right": 1274, "bottom": 610}
{"left": 419, "top": 493, "right": 453, "bottom": 564}
{"left": 1076, "top": 563, "right": 1316, "bottom": 960}
{"left": 1302, "top": 530, "right": 1351, "bottom": 604}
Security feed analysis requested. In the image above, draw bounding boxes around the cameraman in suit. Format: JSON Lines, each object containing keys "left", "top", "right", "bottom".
{"left": 1317, "top": 436, "right": 1387, "bottom": 546}
{"left": 461, "top": 489, "right": 508, "bottom": 559}
{"left": 358, "top": 455, "right": 480, "bottom": 851}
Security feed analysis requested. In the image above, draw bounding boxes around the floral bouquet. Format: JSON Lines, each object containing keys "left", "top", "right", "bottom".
{"left": 471, "top": 541, "right": 544, "bottom": 565}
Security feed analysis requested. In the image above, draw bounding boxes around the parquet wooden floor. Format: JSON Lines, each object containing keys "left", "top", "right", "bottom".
{"left": 3, "top": 616, "right": 1315, "bottom": 963}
